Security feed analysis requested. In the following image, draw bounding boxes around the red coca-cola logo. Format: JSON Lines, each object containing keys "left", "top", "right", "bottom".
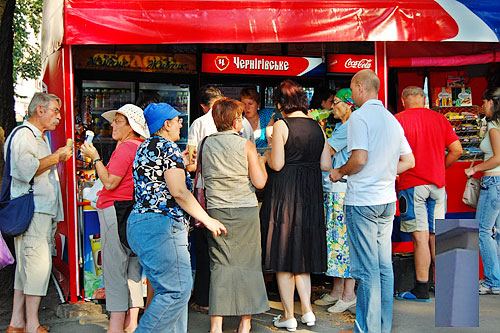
{"left": 344, "top": 58, "right": 373, "bottom": 69}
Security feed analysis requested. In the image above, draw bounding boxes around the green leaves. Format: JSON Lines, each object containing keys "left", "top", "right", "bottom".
{"left": 13, "top": 0, "right": 42, "bottom": 82}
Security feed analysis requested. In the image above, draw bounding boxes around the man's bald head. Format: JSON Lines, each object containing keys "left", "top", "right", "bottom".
{"left": 350, "top": 69, "right": 380, "bottom": 107}
{"left": 352, "top": 69, "right": 380, "bottom": 94}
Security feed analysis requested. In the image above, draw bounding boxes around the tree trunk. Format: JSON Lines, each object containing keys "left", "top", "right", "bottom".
{"left": 0, "top": 0, "right": 16, "bottom": 298}
{"left": 0, "top": 0, "right": 17, "bottom": 137}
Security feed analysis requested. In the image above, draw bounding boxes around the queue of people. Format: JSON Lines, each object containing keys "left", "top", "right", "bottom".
{"left": 6, "top": 72, "right": 499, "bottom": 333}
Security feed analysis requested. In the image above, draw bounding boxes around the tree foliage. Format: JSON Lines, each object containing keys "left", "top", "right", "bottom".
{"left": 13, "top": 0, "right": 42, "bottom": 82}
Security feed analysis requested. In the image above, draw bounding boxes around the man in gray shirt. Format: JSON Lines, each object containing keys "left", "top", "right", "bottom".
{"left": 7, "top": 93, "right": 72, "bottom": 333}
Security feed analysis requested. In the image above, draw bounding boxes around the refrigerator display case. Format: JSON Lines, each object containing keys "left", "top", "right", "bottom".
{"left": 139, "top": 83, "right": 190, "bottom": 150}
{"left": 80, "top": 81, "right": 136, "bottom": 165}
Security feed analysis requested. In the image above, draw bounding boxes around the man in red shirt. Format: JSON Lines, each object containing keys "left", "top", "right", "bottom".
{"left": 395, "top": 86, "right": 463, "bottom": 302}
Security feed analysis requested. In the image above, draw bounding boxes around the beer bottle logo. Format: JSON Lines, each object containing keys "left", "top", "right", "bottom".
{"left": 215, "top": 56, "right": 230, "bottom": 71}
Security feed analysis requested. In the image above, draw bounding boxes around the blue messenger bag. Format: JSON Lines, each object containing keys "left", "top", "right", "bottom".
{"left": 0, "top": 126, "right": 35, "bottom": 236}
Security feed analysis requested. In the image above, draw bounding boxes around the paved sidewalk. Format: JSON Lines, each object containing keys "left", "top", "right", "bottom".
{"left": 2, "top": 282, "right": 499, "bottom": 332}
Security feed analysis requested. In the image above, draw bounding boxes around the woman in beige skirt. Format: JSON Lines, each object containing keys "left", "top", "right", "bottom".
{"left": 201, "top": 98, "right": 269, "bottom": 333}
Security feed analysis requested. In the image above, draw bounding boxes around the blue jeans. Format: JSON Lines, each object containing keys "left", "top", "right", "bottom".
{"left": 345, "top": 203, "right": 396, "bottom": 333}
{"left": 127, "top": 212, "right": 192, "bottom": 333}
{"left": 476, "top": 176, "right": 500, "bottom": 290}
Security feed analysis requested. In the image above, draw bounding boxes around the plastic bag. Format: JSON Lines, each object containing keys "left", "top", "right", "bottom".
{"left": 462, "top": 177, "right": 481, "bottom": 209}
{"left": 0, "top": 231, "right": 15, "bottom": 270}
{"left": 83, "top": 179, "right": 103, "bottom": 209}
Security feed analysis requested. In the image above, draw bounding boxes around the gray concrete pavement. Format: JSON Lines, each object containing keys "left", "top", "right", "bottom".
{"left": 2, "top": 286, "right": 499, "bottom": 332}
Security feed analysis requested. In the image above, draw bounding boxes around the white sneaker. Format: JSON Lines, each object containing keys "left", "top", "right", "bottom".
{"left": 300, "top": 311, "right": 316, "bottom": 327}
{"left": 314, "top": 293, "right": 340, "bottom": 306}
{"left": 479, "top": 283, "right": 500, "bottom": 295}
{"left": 327, "top": 297, "right": 357, "bottom": 313}
{"left": 273, "top": 315, "right": 297, "bottom": 332}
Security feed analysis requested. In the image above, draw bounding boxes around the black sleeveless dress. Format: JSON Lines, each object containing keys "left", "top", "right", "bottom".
{"left": 260, "top": 117, "right": 327, "bottom": 273}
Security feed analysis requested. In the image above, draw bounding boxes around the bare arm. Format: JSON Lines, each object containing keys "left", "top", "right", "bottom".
{"left": 265, "top": 119, "right": 287, "bottom": 171}
{"left": 246, "top": 140, "right": 267, "bottom": 189}
{"left": 397, "top": 152, "right": 415, "bottom": 175}
{"left": 330, "top": 149, "right": 367, "bottom": 182}
{"left": 445, "top": 140, "right": 463, "bottom": 169}
{"left": 80, "top": 142, "right": 123, "bottom": 190}
{"left": 36, "top": 142, "right": 73, "bottom": 176}
{"left": 164, "top": 168, "right": 227, "bottom": 237}
{"left": 320, "top": 132, "right": 332, "bottom": 171}
{"left": 465, "top": 128, "right": 500, "bottom": 176}
{"left": 265, "top": 117, "right": 275, "bottom": 146}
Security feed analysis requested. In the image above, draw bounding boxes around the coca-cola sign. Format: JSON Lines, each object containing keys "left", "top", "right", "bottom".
{"left": 327, "top": 54, "right": 375, "bottom": 73}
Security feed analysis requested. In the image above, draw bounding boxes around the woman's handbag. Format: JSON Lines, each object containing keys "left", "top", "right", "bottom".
{"left": 0, "top": 126, "right": 36, "bottom": 237}
{"left": 462, "top": 158, "right": 481, "bottom": 209}
{"left": 0, "top": 231, "right": 15, "bottom": 270}
{"left": 191, "top": 137, "right": 208, "bottom": 228}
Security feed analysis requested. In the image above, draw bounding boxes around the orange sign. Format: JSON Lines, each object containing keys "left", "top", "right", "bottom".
{"left": 74, "top": 50, "right": 197, "bottom": 74}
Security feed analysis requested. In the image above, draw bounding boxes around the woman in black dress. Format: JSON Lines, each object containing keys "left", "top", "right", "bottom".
{"left": 261, "top": 80, "right": 331, "bottom": 331}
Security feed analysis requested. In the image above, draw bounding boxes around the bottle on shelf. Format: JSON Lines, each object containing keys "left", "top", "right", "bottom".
{"left": 102, "top": 89, "right": 109, "bottom": 108}
{"left": 94, "top": 89, "right": 102, "bottom": 109}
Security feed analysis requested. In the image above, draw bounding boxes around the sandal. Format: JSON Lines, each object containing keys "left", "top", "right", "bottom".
{"left": 395, "top": 290, "right": 430, "bottom": 302}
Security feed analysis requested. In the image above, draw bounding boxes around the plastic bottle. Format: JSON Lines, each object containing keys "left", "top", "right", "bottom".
{"left": 102, "top": 89, "right": 109, "bottom": 108}
{"left": 310, "top": 109, "right": 332, "bottom": 121}
{"left": 94, "top": 89, "right": 102, "bottom": 108}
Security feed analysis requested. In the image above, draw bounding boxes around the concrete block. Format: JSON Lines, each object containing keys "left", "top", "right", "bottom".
{"left": 56, "top": 302, "right": 104, "bottom": 319}
{"left": 435, "top": 219, "right": 478, "bottom": 254}
{"left": 435, "top": 249, "right": 478, "bottom": 327}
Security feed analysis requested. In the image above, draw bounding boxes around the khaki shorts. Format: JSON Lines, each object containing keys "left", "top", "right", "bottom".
{"left": 398, "top": 184, "right": 446, "bottom": 233}
{"left": 14, "top": 213, "right": 57, "bottom": 296}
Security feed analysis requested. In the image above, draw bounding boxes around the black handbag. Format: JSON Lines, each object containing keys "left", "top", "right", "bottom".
{"left": 114, "top": 199, "right": 134, "bottom": 251}
{"left": 0, "top": 126, "right": 35, "bottom": 236}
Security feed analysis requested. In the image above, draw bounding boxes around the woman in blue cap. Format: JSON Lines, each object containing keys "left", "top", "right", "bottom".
{"left": 127, "top": 103, "right": 226, "bottom": 333}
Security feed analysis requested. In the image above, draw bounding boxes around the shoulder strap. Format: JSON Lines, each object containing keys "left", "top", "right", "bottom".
{"left": 194, "top": 136, "right": 209, "bottom": 189}
{"left": 0, "top": 126, "right": 36, "bottom": 201}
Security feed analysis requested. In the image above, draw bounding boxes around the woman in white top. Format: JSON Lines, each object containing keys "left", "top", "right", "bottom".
{"left": 465, "top": 87, "right": 500, "bottom": 295}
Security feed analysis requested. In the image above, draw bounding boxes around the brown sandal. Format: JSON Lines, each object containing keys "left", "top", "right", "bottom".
{"left": 6, "top": 326, "right": 25, "bottom": 333}
{"left": 36, "top": 326, "right": 49, "bottom": 333}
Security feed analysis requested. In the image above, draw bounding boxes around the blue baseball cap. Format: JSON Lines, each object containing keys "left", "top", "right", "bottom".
{"left": 144, "top": 103, "right": 181, "bottom": 135}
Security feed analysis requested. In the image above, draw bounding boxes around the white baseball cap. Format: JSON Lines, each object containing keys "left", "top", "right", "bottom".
{"left": 101, "top": 104, "right": 150, "bottom": 139}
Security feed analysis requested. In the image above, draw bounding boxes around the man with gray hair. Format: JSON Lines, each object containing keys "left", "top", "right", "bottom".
{"left": 395, "top": 86, "right": 462, "bottom": 302}
{"left": 330, "top": 70, "right": 415, "bottom": 333}
{"left": 7, "top": 93, "right": 72, "bottom": 333}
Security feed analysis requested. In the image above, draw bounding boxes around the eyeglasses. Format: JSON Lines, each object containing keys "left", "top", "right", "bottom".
{"left": 332, "top": 100, "right": 343, "bottom": 106}
{"left": 234, "top": 116, "right": 243, "bottom": 122}
{"left": 112, "top": 118, "right": 127, "bottom": 125}
{"left": 44, "top": 106, "right": 60, "bottom": 114}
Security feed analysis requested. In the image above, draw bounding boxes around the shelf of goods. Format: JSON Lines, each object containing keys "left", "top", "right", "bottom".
{"left": 434, "top": 105, "right": 484, "bottom": 161}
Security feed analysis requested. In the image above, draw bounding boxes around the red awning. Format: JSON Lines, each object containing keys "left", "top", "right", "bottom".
{"left": 62, "top": 0, "right": 471, "bottom": 45}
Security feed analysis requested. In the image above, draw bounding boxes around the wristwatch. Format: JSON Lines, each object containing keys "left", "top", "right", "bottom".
{"left": 93, "top": 158, "right": 102, "bottom": 167}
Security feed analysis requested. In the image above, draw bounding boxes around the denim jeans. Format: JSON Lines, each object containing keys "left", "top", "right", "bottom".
{"left": 476, "top": 176, "right": 500, "bottom": 290}
{"left": 127, "top": 212, "right": 192, "bottom": 333}
{"left": 345, "top": 203, "right": 396, "bottom": 333}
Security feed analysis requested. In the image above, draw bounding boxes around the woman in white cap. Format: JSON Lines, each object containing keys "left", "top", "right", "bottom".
{"left": 127, "top": 103, "right": 226, "bottom": 333}
{"left": 80, "top": 104, "right": 149, "bottom": 333}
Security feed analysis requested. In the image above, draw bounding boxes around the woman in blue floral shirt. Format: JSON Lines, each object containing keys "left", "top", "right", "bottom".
{"left": 127, "top": 103, "right": 226, "bottom": 333}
